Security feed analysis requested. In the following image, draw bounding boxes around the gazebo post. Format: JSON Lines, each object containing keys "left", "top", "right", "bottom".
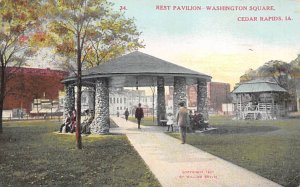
{"left": 197, "top": 79, "right": 208, "bottom": 121}
{"left": 63, "top": 84, "right": 75, "bottom": 118}
{"left": 90, "top": 78, "right": 110, "bottom": 134}
{"left": 157, "top": 76, "right": 166, "bottom": 125}
{"left": 235, "top": 94, "right": 238, "bottom": 119}
{"left": 173, "top": 77, "right": 187, "bottom": 116}
{"left": 240, "top": 94, "right": 243, "bottom": 119}
{"left": 271, "top": 92, "right": 275, "bottom": 118}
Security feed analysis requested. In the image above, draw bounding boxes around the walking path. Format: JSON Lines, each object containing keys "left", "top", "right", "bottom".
{"left": 110, "top": 116, "right": 281, "bottom": 187}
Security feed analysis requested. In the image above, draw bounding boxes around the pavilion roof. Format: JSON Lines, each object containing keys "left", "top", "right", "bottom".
{"left": 83, "top": 51, "right": 210, "bottom": 77}
{"left": 232, "top": 78, "right": 287, "bottom": 94}
{"left": 63, "top": 51, "right": 211, "bottom": 86}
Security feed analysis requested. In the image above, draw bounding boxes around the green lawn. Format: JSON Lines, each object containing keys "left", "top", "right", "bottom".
{"left": 0, "top": 120, "right": 161, "bottom": 187}
{"left": 128, "top": 116, "right": 157, "bottom": 126}
{"left": 169, "top": 115, "right": 300, "bottom": 187}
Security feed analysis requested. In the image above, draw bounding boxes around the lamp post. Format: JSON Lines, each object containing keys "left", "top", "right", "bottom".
{"left": 150, "top": 80, "right": 156, "bottom": 124}
{"left": 34, "top": 95, "right": 39, "bottom": 118}
{"left": 50, "top": 99, "right": 53, "bottom": 119}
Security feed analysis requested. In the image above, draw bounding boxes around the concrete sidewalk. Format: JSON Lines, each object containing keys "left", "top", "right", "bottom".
{"left": 110, "top": 116, "right": 281, "bottom": 187}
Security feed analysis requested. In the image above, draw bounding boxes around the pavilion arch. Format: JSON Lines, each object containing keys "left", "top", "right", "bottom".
{"left": 62, "top": 51, "right": 211, "bottom": 134}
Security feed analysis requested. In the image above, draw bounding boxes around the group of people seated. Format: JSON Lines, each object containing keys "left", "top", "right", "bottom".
{"left": 59, "top": 109, "right": 94, "bottom": 134}
{"left": 190, "top": 111, "right": 209, "bottom": 131}
{"left": 162, "top": 110, "right": 209, "bottom": 132}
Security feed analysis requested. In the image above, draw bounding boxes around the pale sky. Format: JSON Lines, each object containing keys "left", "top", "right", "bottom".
{"left": 28, "top": 0, "right": 300, "bottom": 91}
{"left": 112, "top": 0, "right": 300, "bottom": 90}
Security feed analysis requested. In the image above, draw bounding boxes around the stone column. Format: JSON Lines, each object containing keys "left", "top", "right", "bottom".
{"left": 197, "top": 80, "right": 208, "bottom": 120}
{"left": 90, "top": 78, "right": 110, "bottom": 134}
{"left": 157, "top": 76, "right": 166, "bottom": 125}
{"left": 63, "top": 84, "right": 75, "bottom": 118}
{"left": 173, "top": 77, "right": 187, "bottom": 116}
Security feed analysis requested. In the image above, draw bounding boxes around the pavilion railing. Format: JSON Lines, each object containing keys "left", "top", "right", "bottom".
{"left": 235, "top": 102, "right": 286, "bottom": 120}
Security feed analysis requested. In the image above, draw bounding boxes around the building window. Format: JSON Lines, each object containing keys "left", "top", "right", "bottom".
{"left": 117, "top": 98, "right": 119, "bottom": 103}
{"left": 117, "top": 107, "right": 119, "bottom": 110}
{"left": 124, "top": 98, "right": 126, "bottom": 103}
{"left": 113, "top": 98, "right": 115, "bottom": 104}
{"left": 120, "top": 107, "right": 122, "bottom": 110}
{"left": 120, "top": 98, "right": 122, "bottom": 103}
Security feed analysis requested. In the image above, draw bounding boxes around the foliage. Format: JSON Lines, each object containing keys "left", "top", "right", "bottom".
{"left": 0, "top": 120, "right": 161, "bottom": 186}
{"left": 290, "top": 54, "right": 300, "bottom": 78}
{"left": 240, "top": 60, "right": 292, "bottom": 87}
{"left": 44, "top": 0, "right": 144, "bottom": 71}
{"left": 0, "top": 0, "right": 43, "bottom": 133}
{"left": 0, "top": 0, "right": 42, "bottom": 68}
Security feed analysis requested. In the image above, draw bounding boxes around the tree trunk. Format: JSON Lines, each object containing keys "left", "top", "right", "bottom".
{"left": 0, "top": 56, "right": 6, "bottom": 134}
{"left": 0, "top": 100, "right": 3, "bottom": 134}
{"left": 76, "top": 33, "right": 82, "bottom": 149}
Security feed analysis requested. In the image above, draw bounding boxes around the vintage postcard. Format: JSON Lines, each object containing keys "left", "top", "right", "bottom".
{"left": 0, "top": 0, "right": 299, "bottom": 186}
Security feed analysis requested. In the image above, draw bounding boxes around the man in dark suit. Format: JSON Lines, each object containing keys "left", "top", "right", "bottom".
{"left": 135, "top": 103, "right": 144, "bottom": 129}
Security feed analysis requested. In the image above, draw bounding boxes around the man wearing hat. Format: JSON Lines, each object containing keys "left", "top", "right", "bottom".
{"left": 176, "top": 101, "right": 190, "bottom": 144}
{"left": 135, "top": 103, "right": 144, "bottom": 129}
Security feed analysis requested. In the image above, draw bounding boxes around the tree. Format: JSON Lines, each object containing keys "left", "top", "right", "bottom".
{"left": 239, "top": 68, "right": 257, "bottom": 83}
{"left": 290, "top": 54, "right": 300, "bottom": 78}
{"left": 256, "top": 60, "right": 291, "bottom": 89}
{"left": 0, "top": 0, "right": 41, "bottom": 133}
{"left": 45, "top": 0, "right": 143, "bottom": 149}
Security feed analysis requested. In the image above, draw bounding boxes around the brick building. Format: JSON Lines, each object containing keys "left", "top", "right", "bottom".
{"left": 3, "top": 67, "right": 67, "bottom": 115}
{"left": 186, "top": 82, "right": 231, "bottom": 112}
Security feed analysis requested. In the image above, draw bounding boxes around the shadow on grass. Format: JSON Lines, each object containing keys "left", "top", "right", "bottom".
{"left": 0, "top": 120, "right": 161, "bottom": 187}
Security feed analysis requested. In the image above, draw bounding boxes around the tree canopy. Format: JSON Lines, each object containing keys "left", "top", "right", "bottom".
{"left": 0, "top": 0, "right": 43, "bottom": 133}
{"left": 44, "top": 0, "right": 143, "bottom": 71}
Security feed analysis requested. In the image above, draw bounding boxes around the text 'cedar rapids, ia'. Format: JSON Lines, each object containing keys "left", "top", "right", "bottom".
{"left": 238, "top": 16, "right": 292, "bottom": 22}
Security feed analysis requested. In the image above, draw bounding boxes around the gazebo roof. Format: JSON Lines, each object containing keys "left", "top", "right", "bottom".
{"left": 232, "top": 78, "right": 287, "bottom": 94}
{"left": 63, "top": 51, "right": 211, "bottom": 87}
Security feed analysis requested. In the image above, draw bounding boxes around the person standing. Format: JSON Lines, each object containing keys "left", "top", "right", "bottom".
{"left": 124, "top": 108, "right": 129, "bottom": 121}
{"left": 166, "top": 113, "right": 174, "bottom": 132}
{"left": 176, "top": 101, "right": 190, "bottom": 144}
{"left": 135, "top": 103, "right": 144, "bottom": 129}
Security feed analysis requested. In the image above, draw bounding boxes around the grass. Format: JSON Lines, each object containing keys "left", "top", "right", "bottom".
{"left": 128, "top": 116, "right": 157, "bottom": 126}
{"left": 169, "top": 115, "right": 300, "bottom": 187}
{"left": 0, "top": 120, "right": 161, "bottom": 187}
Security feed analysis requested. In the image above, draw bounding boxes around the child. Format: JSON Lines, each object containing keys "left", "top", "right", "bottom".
{"left": 166, "top": 113, "right": 174, "bottom": 132}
